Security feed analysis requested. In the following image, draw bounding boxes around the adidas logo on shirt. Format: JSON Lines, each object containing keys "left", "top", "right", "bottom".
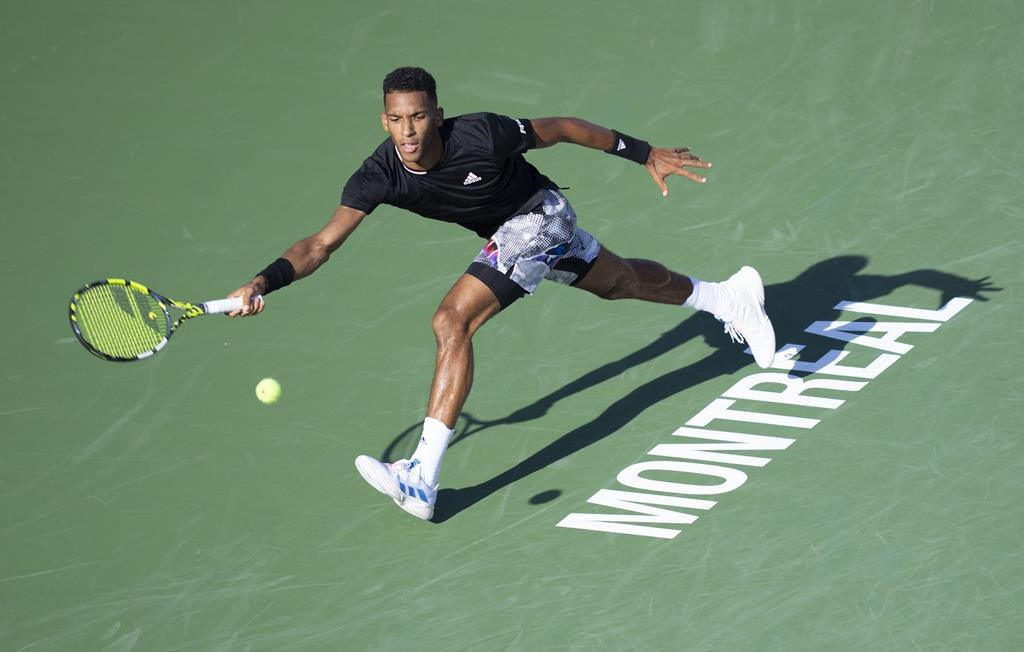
{"left": 463, "top": 172, "right": 482, "bottom": 185}
{"left": 616, "top": 139, "right": 626, "bottom": 151}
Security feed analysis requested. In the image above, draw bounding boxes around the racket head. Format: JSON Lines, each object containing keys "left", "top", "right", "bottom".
{"left": 68, "top": 279, "right": 173, "bottom": 362}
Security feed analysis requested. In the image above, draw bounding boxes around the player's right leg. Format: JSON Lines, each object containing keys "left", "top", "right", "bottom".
{"left": 355, "top": 273, "right": 503, "bottom": 521}
{"left": 425, "top": 274, "right": 503, "bottom": 425}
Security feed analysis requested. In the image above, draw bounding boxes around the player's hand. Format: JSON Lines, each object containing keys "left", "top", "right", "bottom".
{"left": 646, "top": 146, "right": 712, "bottom": 197}
{"left": 226, "top": 281, "right": 266, "bottom": 317}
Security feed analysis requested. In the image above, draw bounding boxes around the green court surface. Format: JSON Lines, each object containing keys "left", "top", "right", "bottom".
{"left": 3, "top": 1, "right": 1022, "bottom": 650}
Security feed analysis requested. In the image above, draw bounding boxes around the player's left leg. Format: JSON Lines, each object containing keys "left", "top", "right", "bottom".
{"left": 570, "top": 246, "right": 694, "bottom": 304}
{"left": 529, "top": 190, "right": 775, "bottom": 366}
{"left": 570, "top": 245, "right": 776, "bottom": 367}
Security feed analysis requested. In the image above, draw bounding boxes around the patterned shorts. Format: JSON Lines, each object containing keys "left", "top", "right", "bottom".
{"left": 466, "top": 189, "right": 602, "bottom": 308}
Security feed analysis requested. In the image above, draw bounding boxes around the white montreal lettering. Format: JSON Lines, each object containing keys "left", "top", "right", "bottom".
{"left": 556, "top": 298, "right": 973, "bottom": 539}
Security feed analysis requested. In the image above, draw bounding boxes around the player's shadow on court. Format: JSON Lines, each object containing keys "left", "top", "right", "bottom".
{"left": 378, "top": 256, "right": 999, "bottom": 523}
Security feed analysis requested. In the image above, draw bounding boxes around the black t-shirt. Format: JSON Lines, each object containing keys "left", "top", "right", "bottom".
{"left": 340, "top": 112, "right": 558, "bottom": 238}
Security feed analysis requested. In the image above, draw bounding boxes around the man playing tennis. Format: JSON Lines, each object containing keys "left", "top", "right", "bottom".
{"left": 228, "top": 67, "right": 776, "bottom": 521}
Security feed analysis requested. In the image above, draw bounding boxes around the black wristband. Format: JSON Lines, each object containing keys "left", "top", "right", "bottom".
{"left": 256, "top": 258, "right": 295, "bottom": 294}
{"left": 606, "top": 130, "right": 652, "bottom": 165}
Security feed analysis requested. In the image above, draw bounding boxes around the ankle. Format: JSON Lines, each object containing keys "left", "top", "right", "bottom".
{"left": 684, "top": 277, "right": 733, "bottom": 318}
{"left": 412, "top": 417, "right": 454, "bottom": 487}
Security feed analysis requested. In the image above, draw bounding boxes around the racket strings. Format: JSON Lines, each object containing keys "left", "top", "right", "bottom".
{"left": 72, "top": 284, "right": 169, "bottom": 359}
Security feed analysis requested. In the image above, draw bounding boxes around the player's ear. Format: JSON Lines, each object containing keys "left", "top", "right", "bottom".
{"left": 436, "top": 106, "right": 444, "bottom": 122}
{"left": 380, "top": 112, "right": 389, "bottom": 132}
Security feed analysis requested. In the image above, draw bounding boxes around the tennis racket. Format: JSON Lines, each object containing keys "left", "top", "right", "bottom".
{"left": 68, "top": 278, "right": 249, "bottom": 362}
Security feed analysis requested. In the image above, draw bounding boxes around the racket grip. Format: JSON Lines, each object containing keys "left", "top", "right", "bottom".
{"left": 202, "top": 296, "right": 260, "bottom": 314}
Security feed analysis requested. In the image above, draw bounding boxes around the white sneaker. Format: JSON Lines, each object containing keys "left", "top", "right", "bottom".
{"left": 716, "top": 266, "right": 776, "bottom": 368}
{"left": 354, "top": 456, "right": 437, "bottom": 520}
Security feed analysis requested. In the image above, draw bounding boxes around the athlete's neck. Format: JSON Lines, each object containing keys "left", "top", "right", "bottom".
{"left": 408, "top": 137, "right": 443, "bottom": 171}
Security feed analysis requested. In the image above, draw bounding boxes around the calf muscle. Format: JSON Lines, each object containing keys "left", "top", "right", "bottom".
{"left": 576, "top": 247, "right": 693, "bottom": 304}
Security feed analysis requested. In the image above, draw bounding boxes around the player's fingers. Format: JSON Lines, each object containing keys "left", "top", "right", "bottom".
{"left": 672, "top": 147, "right": 710, "bottom": 165}
{"left": 648, "top": 165, "right": 670, "bottom": 197}
{"left": 675, "top": 167, "right": 707, "bottom": 184}
{"left": 240, "top": 296, "right": 259, "bottom": 317}
{"left": 228, "top": 290, "right": 258, "bottom": 317}
{"left": 683, "top": 159, "right": 712, "bottom": 169}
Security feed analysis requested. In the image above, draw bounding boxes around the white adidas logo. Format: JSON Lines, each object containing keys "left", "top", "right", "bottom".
{"left": 616, "top": 138, "right": 626, "bottom": 151}
{"left": 463, "top": 172, "right": 482, "bottom": 185}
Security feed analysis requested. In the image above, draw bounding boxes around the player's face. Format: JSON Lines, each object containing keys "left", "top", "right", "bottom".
{"left": 381, "top": 91, "right": 444, "bottom": 171}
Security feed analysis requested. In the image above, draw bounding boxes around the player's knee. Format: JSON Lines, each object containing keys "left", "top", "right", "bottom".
{"left": 432, "top": 304, "right": 471, "bottom": 344}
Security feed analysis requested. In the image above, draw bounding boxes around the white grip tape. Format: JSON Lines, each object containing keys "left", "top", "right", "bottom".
{"left": 202, "top": 297, "right": 245, "bottom": 314}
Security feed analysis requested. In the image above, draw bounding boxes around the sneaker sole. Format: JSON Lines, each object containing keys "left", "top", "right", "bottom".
{"left": 354, "top": 456, "right": 401, "bottom": 500}
{"left": 355, "top": 456, "right": 435, "bottom": 521}
{"left": 395, "top": 497, "right": 434, "bottom": 521}
{"left": 736, "top": 266, "right": 776, "bottom": 368}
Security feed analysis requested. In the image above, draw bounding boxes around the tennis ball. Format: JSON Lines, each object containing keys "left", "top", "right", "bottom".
{"left": 255, "top": 378, "right": 282, "bottom": 405}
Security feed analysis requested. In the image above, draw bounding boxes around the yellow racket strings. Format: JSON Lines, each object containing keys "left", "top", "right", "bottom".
{"left": 73, "top": 284, "right": 168, "bottom": 358}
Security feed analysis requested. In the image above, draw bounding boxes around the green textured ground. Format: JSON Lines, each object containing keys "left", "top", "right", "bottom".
{"left": 2, "top": 1, "right": 1021, "bottom": 650}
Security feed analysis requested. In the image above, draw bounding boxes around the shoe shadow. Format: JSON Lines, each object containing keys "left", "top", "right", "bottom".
{"left": 379, "top": 256, "right": 1000, "bottom": 522}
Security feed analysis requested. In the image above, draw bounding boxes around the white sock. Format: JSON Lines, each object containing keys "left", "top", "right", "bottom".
{"left": 683, "top": 277, "right": 732, "bottom": 318}
{"left": 411, "top": 417, "right": 454, "bottom": 487}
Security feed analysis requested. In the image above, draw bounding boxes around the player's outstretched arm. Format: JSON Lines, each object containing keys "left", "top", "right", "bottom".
{"left": 228, "top": 204, "right": 367, "bottom": 317}
{"left": 529, "top": 116, "right": 711, "bottom": 197}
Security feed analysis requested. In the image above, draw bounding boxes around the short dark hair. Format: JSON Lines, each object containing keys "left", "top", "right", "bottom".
{"left": 382, "top": 67, "right": 437, "bottom": 104}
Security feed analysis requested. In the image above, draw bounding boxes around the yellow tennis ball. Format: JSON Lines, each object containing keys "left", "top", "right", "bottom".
{"left": 147, "top": 311, "right": 157, "bottom": 320}
{"left": 255, "top": 378, "right": 282, "bottom": 405}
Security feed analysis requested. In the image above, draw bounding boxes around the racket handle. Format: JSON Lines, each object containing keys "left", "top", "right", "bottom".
{"left": 202, "top": 296, "right": 261, "bottom": 314}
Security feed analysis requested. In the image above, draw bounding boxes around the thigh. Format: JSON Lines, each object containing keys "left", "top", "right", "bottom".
{"left": 467, "top": 190, "right": 584, "bottom": 301}
{"left": 436, "top": 273, "right": 503, "bottom": 334}
{"left": 544, "top": 223, "right": 602, "bottom": 287}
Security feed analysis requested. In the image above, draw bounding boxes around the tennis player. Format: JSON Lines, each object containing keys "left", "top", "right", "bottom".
{"left": 228, "top": 67, "right": 776, "bottom": 521}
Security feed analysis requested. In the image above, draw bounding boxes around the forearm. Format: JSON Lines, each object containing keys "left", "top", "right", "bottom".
{"left": 532, "top": 115, "right": 711, "bottom": 195}
{"left": 534, "top": 117, "right": 616, "bottom": 150}
{"left": 531, "top": 116, "right": 651, "bottom": 164}
{"left": 248, "top": 236, "right": 328, "bottom": 293}
{"left": 248, "top": 205, "right": 366, "bottom": 294}
{"left": 280, "top": 235, "right": 333, "bottom": 281}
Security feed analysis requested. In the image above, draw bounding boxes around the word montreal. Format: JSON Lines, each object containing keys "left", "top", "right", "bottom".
{"left": 556, "top": 297, "right": 973, "bottom": 539}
